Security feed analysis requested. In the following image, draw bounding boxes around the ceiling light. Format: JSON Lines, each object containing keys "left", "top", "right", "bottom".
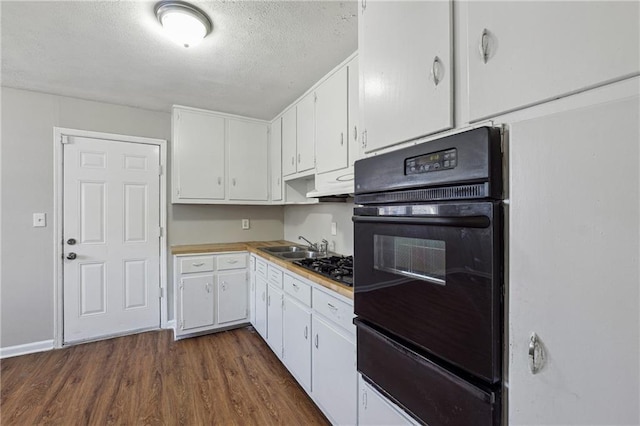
{"left": 155, "top": 1, "right": 212, "bottom": 48}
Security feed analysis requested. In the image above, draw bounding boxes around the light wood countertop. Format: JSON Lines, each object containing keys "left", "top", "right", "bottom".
{"left": 171, "top": 240, "right": 354, "bottom": 300}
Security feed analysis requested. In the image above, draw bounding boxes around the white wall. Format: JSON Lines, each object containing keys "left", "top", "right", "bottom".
{"left": 284, "top": 202, "right": 354, "bottom": 255}
{"left": 0, "top": 87, "right": 284, "bottom": 349}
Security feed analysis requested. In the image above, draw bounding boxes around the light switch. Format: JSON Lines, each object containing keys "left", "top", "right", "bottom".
{"left": 331, "top": 222, "right": 337, "bottom": 236}
{"left": 33, "top": 213, "right": 46, "bottom": 227}
{"left": 242, "top": 219, "right": 250, "bottom": 230}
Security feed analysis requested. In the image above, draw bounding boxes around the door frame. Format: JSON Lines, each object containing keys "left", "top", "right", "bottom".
{"left": 53, "top": 127, "right": 168, "bottom": 348}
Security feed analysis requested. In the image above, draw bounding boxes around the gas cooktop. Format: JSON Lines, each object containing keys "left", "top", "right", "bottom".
{"left": 293, "top": 255, "right": 353, "bottom": 287}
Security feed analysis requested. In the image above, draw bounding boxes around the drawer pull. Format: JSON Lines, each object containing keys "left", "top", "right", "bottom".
{"left": 327, "top": 302, "right": 338, "bottom": 312}
{"left": 226, "top": 259, "right": 238, "bottom": 264}
{"left": 292, "top": 283, "right": 299, "bottom": 291}
{"left": 315, "top": 334, "right": 319, "bottom": 349}
{"left": 205, "top": 283, "right": 211, "bottom": 293}
{"left": 304, "top": 326, "right": 308, "bottom": 339}
{"left": 192, "top": 262, "right": 205, "bottom": 267}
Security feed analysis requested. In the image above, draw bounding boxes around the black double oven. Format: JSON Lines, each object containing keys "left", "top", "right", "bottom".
{"left": 353, "top": 127, "right": 503, "bottom": 426}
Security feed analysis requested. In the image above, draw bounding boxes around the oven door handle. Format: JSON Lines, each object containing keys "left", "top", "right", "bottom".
{"left": 352, "top": 215, "right": 491, "bottom": 228}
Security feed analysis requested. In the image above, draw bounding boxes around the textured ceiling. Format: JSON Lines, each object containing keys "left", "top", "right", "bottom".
{"left": 1, "top": 1, "right": 357, "bottom": 120}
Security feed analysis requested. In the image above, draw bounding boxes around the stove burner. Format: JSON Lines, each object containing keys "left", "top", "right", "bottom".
{"left": 293, "top": 255, "right": 353, "bottom": 287}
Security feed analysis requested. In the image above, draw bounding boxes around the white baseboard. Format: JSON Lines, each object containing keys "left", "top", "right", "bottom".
{"left": 166, "top": 319, "right": 176, "bottom": 330}
{"left": 1, "top": 339, "right": 54, "bottom": 359}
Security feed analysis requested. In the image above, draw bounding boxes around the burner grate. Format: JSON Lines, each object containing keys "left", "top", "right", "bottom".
{"left": 293, "top": 255, "right": 353, "bottom": 287}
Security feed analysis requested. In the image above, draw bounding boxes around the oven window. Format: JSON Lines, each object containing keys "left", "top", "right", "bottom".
{"left": 373, "top": 235, "right": 446, "bottom": 285}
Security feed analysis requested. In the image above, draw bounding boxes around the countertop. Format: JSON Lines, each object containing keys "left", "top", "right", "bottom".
{"left": 171, "top": 241, "right": 354, "bottom": 300}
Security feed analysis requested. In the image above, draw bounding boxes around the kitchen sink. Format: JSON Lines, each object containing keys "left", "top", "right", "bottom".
{"left": 261, "top": 245, "right": 307, "bottom": 253}
{"left": 279, "top": 251, "right": 324, "bottom": 259}
{"left": 259, "top": 245, "right": 325, "bottom": 260}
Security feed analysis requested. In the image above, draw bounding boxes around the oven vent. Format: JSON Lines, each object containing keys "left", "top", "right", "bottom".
{"left": 355, "top": 183, "right": 489, "bottom": 204}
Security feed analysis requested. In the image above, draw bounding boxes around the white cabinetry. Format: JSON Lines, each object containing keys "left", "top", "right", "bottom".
{"left": 254, "top": 257, "right": 268, "bottom": 339}
{"left": 174, "top": 252, "right": 249, "bottom": 338}
{"left": 249, "top": 255, "right": 256, "bottom": 325}
{"left": 283, "top": 275, "right": 312, "bottom": 391}
{"left": 508, "top": 95, "right": 639, "bottom": 424}
{"left": 347, "top": 57, "right": 360, "bottom": 168}
{"left": 358, "top": 376, "right": 416, "bottom": 426}
{"left": 270, "top": 118, "right": 283, "bottom": 202}
{"left": 359, "top": 1, "right": 452, "bottom": 153}
{"left": 466, "top": 1, "right": 640, "bottom": 121}
{"left": 171, "top": 106, "right": 272, "bottom": 204}
{"left": 296, "top": 92, "right": 316, "bottom": 173}
{"left": 172, "top": 108, "right": 225, "bottom": 201}
{"left": 315, "top": 66, "right": 348, "bottom": 174}
{"left": 282, "top": 107, "right": 297, "bottom": 177}
{"left": 267, "top": 284, "right": 284, "bottom": 358}
{"left": 228, "top": 119, "right": 268, "bottom": 201}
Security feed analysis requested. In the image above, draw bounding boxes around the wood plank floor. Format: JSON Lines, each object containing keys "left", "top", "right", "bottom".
{"left": 1, "top": 327, "right": 330, "bottom": 425}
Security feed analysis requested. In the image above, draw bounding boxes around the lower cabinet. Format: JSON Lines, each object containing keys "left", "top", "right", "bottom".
{"left": 312, "top": 315, "right": 357, "bottom": 425}
{"left": 283, "top": 296, "right": 312, "bottom": 391}
{"left": 359, "top": 375, "right": 416, "bottom": 426}
{"left": 266, "top": 284, "right": 284, "bottom": 358}
{"left": 254, "top": 275, "right": 268, "bottom": 340}
{"left": 174, "top": 252, "right": 249, "bottom": 338}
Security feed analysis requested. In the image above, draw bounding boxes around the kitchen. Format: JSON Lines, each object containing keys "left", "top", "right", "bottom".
{"left": 1, "top": 1, "right": 639, "bottom": 425}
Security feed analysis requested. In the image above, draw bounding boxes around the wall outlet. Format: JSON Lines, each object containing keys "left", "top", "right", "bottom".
{"left": 330, "top": 222, "right": 337, "bottom": 236}
{"left": 33, "top": 213, "right": 46, "bottom": 227}
{"left": 241, "top": 219, "right": 250, "bottom": 230}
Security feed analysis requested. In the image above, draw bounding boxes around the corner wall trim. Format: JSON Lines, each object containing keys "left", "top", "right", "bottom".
{"left": 0, "top": 340, "right": 54, "bottom": 359}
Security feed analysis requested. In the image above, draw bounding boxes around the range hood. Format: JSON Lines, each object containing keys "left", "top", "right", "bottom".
{"left": 306, "top": 173, "right": 354, "bottom": 201}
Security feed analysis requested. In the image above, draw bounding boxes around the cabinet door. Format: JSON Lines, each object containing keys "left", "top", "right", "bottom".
{"left": 359, "top": 377, "right": 414, "bottom": 426}
{"left": 360, "top": 1, "right": 452, "bottom": 153}
{"left": 296, "top": 92, "right": 316, "bottom": 172}
{"left": 249, "top": 261, "right": 256, "bottom": 326}
{"left": 316, "top": 67, "right": 348, "bottom": 174}
{"left": 509, "top": 96, "right": 639, "bottom": 424}
{"left": 270, "top": 118, "right": 283, "bottom": 201}
{"left": 173, "top": 109, "right": 225, "bottom": 200}
{"left": 312, "top": 316, "right": 357, "bottom": 425}
{"left": 228, "top": 119, "right": 269, "bottom": 201}
{"left": 348, "top": 57, "right": 360, "bottom": 167}
{"left": 267, "top": 284, "right": 284, "bottom": 358}
{"left": 282, "top": 107, "right": 297, "bottom": 176}
{"left": 216, "top": 270, "right": 248, "bottom": 324}
{"left": 179, "top": 274, "right": 215, "bottom": 331}
{"left": 283, "top": 297, "right": 312, "bottom": 391}
{"left": 467, "top": 1, "right": 640, "bottom": 121}
{"left": 255, "top": 276, "right": 268, "bottom": 339}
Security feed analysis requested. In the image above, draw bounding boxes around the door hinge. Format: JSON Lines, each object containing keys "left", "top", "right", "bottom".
{"left": 61, "top": 135, "right": 70, "bottom": 144}
{"left": 158, "top": 165, "right": 163, "bottom": 176}
{"left": 159, "top": 287, "right": 164, "bottom": 299}
{"left": 159, "top": 227, "right": 164, "bottom": 238}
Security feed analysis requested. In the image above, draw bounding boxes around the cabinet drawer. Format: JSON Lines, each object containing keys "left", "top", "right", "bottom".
{"left": 313, "top": 289, "right": 354, "bottom": 334}
{"left": 284, "top": 274, "right": 311, "bottom": 307}
{"left": 217, "top": 253, "right": 247, "bottom": 270}
{"left": 180, "top": 255, "right": 215, "bottom": 274}
{"left": 267, "top": 265, "right": 283, "bottom": 288}
{"left": 256, "top": 258, "right": 267, "bottom": 279}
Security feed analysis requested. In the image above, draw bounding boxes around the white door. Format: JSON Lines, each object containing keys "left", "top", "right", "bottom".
{"left": 255, "top": 275, "right": 268, "bottom": 339}
{"left": 270, "top": 118, "right": 283, "bottom": 201}
{"left": 509, "top": 96, "right": 639, "bottom": 424}
{"left": 267, "top": 284, "right": 284, "bottom": 358}
{"left": 315, "top": 66, "right": 348, "bottom": 174}
{"left": 217, "top": 270, "right": 248, "bottom": 324}
{"left": 347, "top": 57, "right": 360, "bottom": 167}
{"left": 296, "top": 92, "right": 316, "bottom": 172}
{"left": 180, "top": 274, "right": 215, "bottom": 331}
{"left": 283, "top": 296, "right": 312, "bottom": 390}
{"left": 282, "top": 107, "right": 297, "bottom": 176}
{"left": 63, "top": 136, "right": 161, "bottom": 343}
{"left": 360, "top": 0, "right": 452, "bottom": 153}
{"left": 227, "top": 119, "right": 269, "bottom": 201}
{"left": 466, "top": 1, "right": 640, "bottom": 121}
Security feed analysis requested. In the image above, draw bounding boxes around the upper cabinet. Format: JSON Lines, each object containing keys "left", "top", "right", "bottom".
{"left": 315, "top": 66, "right": 348, "bottom": 174}
{"left": 227, "top": 119, "right": 269, "bottom": 201}
{"left": 359, "top": 0, "right": 452, "bottom": 153}
{"left": 466, "top": 1, "right": 640, "bottom": 121}
{"left": 171, "top": 106, "right": 271, "bottom": 204}
{"left": 172, "top": 108, "right": 225, "bottom": 201}
{"left": 270, "top": 117, "right": 283, "bottom": 202}
{"left": 282, "top": 107, "right": 297, "bottom": 177}
{"left": 296, "top": 92, "right": 316, "bottom": 173}
{"left": 347, "top": 57, "right": 360, "bottom": 168}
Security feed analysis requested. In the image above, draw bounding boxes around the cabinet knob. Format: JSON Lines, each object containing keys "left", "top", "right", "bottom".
{"left": 529, "top": 332, "right": 545, "bottom": 374}
{"left": 480, "top": 28, "right": 491, "bottom": 64}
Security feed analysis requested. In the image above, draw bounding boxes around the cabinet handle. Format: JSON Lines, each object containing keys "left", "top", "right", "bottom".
{"left": 268, "top": 295, "right": 271, "bottom": 306}
{"left": 327, "top": 302, "right": 338, "bottom": 312}
{"left": 340, "top": 132, "right": 344, "bottom": 146}
{"left": 315, "top": 334, "right": 319, "bottom": 349}
{"left": 529, "top": 333, "right": 545, "bottom": 374}
{"left": 192, "top": 262, "right": 204, "bottom": 267}
{"left": 226, "top": 259, "right": 238, "bottom": 264}
{"left": 431, "top": 56, "right": 442, "bottom": 86}
{"left": 354, "top": 125, "right": 358, "bottom": 141}
{"left": 262, "top": 291, "right": 265, "bottom": 302}
{"left": 291, "top": 156, "right": 295, "bottom": 166}
{"left": 292, "top": 283, "right": 299, "bottom": 291}
{"left": 205, "top": 283, "right": 211, "bottom": 293}
{"left": 298, "top": 153, "right": 301, "bottom": 163}
{"left": 217, "top": 177, "right": 221, "bottom": 185}
{"left": 232, "top": 178, "right": 236, "bottom": 186}
{"left": 480, "top": 28, "right": 490, "bottom": 64}
{"left": 363, "top": 389, "right": 368, "bottom": 408}
{"left": 222, "top": 281, "right": 227, "bottom": 291}
{"left": 304, "top": 325, "right": 308, "bottom": 339}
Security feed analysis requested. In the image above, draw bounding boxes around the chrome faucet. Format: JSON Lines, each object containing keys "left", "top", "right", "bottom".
{"left": 320, "top": 239, "right": 329, "bottom": 256}
{"left": 298, "top": 235, "right": 318, "bottom": 251}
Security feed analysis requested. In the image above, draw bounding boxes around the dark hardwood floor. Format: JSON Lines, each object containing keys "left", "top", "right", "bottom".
{"left": 1, "top": 327, "right": 329, "bottom": 425}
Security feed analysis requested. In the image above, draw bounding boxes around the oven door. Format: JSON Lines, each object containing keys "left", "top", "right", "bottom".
{"left": 353, "top": 201, "right": 502, "bottom": 383}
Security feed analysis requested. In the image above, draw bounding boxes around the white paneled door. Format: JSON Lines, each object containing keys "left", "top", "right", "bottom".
{"left": 63, "top": 136, "right": 161, "bottom": 343}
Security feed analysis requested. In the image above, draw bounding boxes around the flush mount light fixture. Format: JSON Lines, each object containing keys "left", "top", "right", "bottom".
{"left": 154, "top": 1, "right": 212, "bottom": 48}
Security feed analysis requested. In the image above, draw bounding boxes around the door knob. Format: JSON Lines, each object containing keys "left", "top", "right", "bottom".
{"left": 67, "top": 238, "right": 76, "bottom": 245}
{"left": 66, "top": 252, "right": 77, "bottom": 260}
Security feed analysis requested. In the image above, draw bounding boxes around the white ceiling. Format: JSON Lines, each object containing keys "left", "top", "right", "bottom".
{"left": 1, "top": 1, "right": 358, "bottom": 120}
